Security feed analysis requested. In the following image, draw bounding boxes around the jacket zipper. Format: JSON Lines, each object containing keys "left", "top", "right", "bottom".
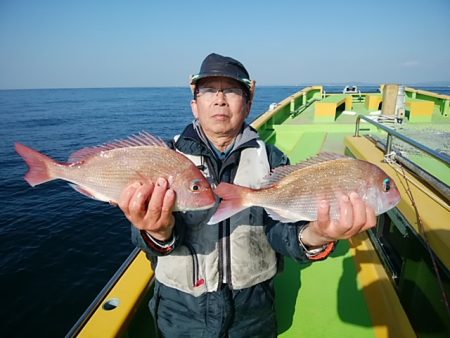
{"left": 218, "top": 153, "right": 240, "bottom": 288}
{"left": 185, "top": 243, "right": 204, "bottom": 287}
{"left": 201, "top": 151, "right": 240, "bottom": 289}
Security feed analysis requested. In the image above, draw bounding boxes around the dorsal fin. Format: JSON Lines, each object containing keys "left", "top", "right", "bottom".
{"left": 68, "top": 131, "right": 168, "bottom": 163}
{"left": 260, "top": 152, "right": 348, "bottom": 187}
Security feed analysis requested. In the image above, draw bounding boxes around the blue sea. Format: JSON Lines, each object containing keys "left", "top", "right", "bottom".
{"left": 1, "top": 86, "right": 449, "bottom": 338}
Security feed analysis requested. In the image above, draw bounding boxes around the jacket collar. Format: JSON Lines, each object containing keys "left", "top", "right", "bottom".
{"left": 175, "top": 121, "right": 260, "bottom": 156}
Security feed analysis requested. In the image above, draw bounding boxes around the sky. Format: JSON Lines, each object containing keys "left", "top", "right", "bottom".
{"left": 0, "top": 0, "right": 449, "bottom": 89}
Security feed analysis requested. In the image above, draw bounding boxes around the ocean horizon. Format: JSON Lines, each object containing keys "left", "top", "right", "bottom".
{"left": 2, "top": 81, "right": 450, "bottom": 91}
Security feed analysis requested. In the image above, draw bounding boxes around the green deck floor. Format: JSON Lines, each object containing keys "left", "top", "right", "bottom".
{"left": 269, "top": 109, "right": 378, "bottom": 336}
{"left": 275, "top": 241, "right": 376, "bottom": 338}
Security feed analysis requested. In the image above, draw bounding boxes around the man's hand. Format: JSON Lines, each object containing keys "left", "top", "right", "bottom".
{"left": 301, "top": 192, "right": 377, "bottom": 248}
{"left": 118, "top": 177, "right": 176, "bottom": 241}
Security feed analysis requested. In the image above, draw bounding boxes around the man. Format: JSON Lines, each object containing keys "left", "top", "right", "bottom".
{"left": 118, "top": 53, "right": 376, "bottom": 337}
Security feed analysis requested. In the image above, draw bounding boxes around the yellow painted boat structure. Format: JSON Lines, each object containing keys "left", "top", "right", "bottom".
{"left": 67, "top": 85, "right": 450, "bottom": 338}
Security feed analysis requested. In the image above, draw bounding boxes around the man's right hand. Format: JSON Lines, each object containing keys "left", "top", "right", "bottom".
{"left": 118, "top": 177, "right": 176, "bottom": 241}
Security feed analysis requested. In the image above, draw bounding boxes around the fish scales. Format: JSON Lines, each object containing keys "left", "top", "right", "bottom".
{"left": 61, "top": 147, "right": 196, "bottom": 200}
{"left": 253, "top": 159, "right": 369, "bottom": 205}
{"left": 208, "top": 154, "right": 401, "bottom": 224}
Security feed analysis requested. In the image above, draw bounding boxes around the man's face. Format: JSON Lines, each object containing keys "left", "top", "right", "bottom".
{"left": 191, "top": 77, "right": 250, "bottom": 139}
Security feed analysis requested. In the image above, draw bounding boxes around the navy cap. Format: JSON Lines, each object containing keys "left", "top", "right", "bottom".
{"left": 190, "top": 53, "right": 252, "bottom": 91}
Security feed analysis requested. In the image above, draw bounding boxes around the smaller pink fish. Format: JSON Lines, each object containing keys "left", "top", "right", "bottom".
{"left": 15, "top": 132, "right": 216, "bottom": 212}
{"left": 208, "top": 153, "right": 401, "bottom": 224}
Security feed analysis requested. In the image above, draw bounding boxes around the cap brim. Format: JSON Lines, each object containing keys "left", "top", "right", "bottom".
{"left": 190, "top": 73, "right": 251, "bottom": 88}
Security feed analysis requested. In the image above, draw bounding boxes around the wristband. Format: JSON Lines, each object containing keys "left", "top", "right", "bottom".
{"left": 145, "top": 231, "right": 176, "bottom": 248}
{"left": 298, "top": 226, "right": 336, "bottom": 260}
{"left": 140, "top": 230, "right": 175, "bottom": 254}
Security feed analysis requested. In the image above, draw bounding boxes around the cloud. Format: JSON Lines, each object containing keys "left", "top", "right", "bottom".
{"left": 401, "top": 60, "right": 420, "bottom": 67}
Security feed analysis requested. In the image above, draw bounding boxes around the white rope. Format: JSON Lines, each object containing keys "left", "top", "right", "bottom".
{"left": 384, "top": 151, "right": 398, "bottom": 165}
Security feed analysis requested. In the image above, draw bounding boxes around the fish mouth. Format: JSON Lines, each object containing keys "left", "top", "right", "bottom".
{"left": 175, "top": 201, "right": 217, "bottom": 213}
{"left": 375, "top": 192, "right": 401, "bottom": 215}
{"left": 195, "top": 201, "right": 218, "bottom": 210}
{"left": 387, "top": 188, "right": 401, "bottom": 207}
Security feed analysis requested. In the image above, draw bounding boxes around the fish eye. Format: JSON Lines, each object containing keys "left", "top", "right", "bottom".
{"left": 383, "top": 178, "right": 391, "bottom": 192}
{"left": 191, "top": 179, "right": 201, "bottom": 192}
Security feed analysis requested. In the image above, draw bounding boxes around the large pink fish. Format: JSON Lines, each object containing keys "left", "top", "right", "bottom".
{"left": 208, "top": 153, "right": 401, "bottom": 224}
{"left": 15, "top": 132, "right": 216, "bottom": 211}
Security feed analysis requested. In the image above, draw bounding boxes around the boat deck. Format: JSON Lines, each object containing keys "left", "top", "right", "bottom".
{"left": 268, "top": 107, "right": 419, "bottom": 337}
{"left": 252, "top": 86, "right": 449, "bottom": 337}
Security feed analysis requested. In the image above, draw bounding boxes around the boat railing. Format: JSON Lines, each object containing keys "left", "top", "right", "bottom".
{"left": 354, "top": 114, "right": 450, "bottom": 201}
{"left": 354, "top": 114, "right": 450, "bottom": 165}
{"left": 65, "top": 247, "right": 142, "bottom": 338}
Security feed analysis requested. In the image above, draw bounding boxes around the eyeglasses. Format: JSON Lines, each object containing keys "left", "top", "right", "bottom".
{"left": 196, "top": 87, "right": 245, "bottom": 100}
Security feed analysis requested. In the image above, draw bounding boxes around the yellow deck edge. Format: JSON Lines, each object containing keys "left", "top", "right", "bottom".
{"left": 349, "top": 233, "right": 416, "bottom": 338}
{"left": 77, "top": 251, "right": 154, "bottom": 338}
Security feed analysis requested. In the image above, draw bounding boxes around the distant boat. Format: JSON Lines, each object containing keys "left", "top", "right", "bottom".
{"left": 67, "top": 84, "right": 450, "bottom": 338}
{"left": 342, "top": 85, "right": 360, "bottom": 94}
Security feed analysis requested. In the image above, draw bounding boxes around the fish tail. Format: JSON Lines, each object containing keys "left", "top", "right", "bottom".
{"left": 15, "top": 143, "right": 58, "bottom": 186}
{"left": 208, "top": 182, "right": 252, "bottom": 224}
